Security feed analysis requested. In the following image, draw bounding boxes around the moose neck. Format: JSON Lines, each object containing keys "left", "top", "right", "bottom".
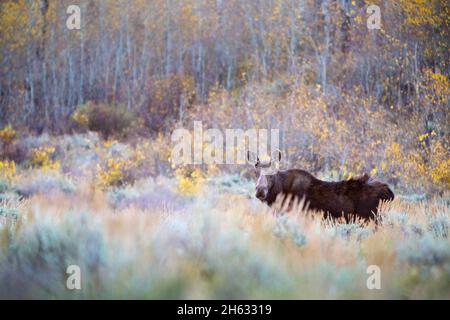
{"left": 264, "top": 172, "right": 283, "bottom": 205}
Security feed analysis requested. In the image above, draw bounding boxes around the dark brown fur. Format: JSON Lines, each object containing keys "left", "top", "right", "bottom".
{"left": 256, "top": 169, "right": 394, "bottom": 222}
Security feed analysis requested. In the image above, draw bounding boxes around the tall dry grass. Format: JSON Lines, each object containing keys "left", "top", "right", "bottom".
{"left": 0, "top": 132, "right": 448, "bottom": 299}
{"left": 1, "top": 176, "right": 449, "bottom": 299}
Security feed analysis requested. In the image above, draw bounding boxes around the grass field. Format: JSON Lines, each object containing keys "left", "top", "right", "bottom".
{"left": 1, "top": 134, "right": 449, "bottom": 299}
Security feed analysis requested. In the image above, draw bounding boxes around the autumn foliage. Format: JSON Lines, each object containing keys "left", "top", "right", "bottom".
{"left": 0, "top": 1, "right": 447, "bottom": 194}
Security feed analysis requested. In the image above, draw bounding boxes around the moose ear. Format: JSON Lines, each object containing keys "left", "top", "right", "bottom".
{"left": 271, "top": 149, "right": 282, "bottom": 162}
{"left": 247, "top": 150, "right": 258, "bottom": 165}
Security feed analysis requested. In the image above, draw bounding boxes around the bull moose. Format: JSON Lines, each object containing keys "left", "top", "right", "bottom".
{"left": 247, "top": 150, "right": 394, "bottom": 222}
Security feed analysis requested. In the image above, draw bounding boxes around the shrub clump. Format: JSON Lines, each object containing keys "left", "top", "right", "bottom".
{"left": 0, "top": 213, "right": 105, "bottom": 299}
{"left": 71, "top": 102, "right": 140, "bottom": 139}
{"left": 397, "top": 235, "right": 450, "bottom": 269}
{"left": 174, "top": 167, "right": 205, "bottom": 196}
{"left": 106, "top": 179, "right": 185, "bottom": 211}
{"left": 29, "top": 147, "right": 60, "bottom": 171}
{"left": 428, "top": 215, "right": 449, "bottom": 238}
{"left": 273, "top": 216, "right": 308, "bottom": 247}
{"left": 14, "top": 171, "right": 75, "bottom": 198}
{"left": 96, "top": 158, "right": 136, "bottom": 189}
{"left": 0, "top": 124, "right": 17, "bottom": 147}
{"left": 0, "top": 160, "right": 16, "bottom": 182}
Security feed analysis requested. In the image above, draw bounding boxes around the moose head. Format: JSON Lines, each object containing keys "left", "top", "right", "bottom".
{"left": 247, "top": 150, "right": 282, "bottom": 201}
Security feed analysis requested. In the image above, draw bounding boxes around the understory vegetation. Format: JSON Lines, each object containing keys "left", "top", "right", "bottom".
{"left": 0, "top": 133, "right": 449, "bottom": 299}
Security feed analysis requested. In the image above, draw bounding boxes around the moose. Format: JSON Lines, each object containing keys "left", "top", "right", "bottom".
{"left": 247, "top": 150, "right": 394, "bottom": 222}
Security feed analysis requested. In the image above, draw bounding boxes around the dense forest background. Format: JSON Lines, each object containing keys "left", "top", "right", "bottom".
{"left": 0, "top": 0, "right": 449, "bottom": 192}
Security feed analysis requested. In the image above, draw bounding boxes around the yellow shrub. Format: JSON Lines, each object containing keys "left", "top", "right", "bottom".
{"left": 431, "top": 159, "right": 450, "bottom": 189}
{"left": 71, "top": 106, "right": 89, "bottom": 128}
{"left": 131, "top": 143, "right": 147, "bottom": 165}
{"left": 0, "top": 124, "right": 16, "bottom": 145}
{"left": 175, "top": 167, "right": 204, "bottom": 196}
{"left": 103, "top": 140, "right": 116, "bottom": 149}
{"left": 384, "top": 138, "right": 450, "bottom": 190}
{"left": 96, "top": 158, "right": 133, "bottom": 189}
{"left": 96, "top": 138, "right": 169, "bottom": 189}
{"left": 385, "top": 142, "right": 405, "bottom": 179}
{"left": 429, "top": 141, "right": 450, "bottom": 190}
{"left": 0, "top": 160, "right": 16, "bottom": 182}
{"left": 29, "top": 147, "right": 60, "bottom": 171}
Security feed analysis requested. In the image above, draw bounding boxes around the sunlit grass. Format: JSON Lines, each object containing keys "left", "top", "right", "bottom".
{"left": 0, "top": 175, "right": 449, "bottom": 299}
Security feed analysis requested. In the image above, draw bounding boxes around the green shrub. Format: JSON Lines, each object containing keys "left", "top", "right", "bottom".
{"left": 0, "top": 213, "right": 106, "bottom": 299}
{"left": 0, "top": 179, "right": 8, "bottom": 194}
